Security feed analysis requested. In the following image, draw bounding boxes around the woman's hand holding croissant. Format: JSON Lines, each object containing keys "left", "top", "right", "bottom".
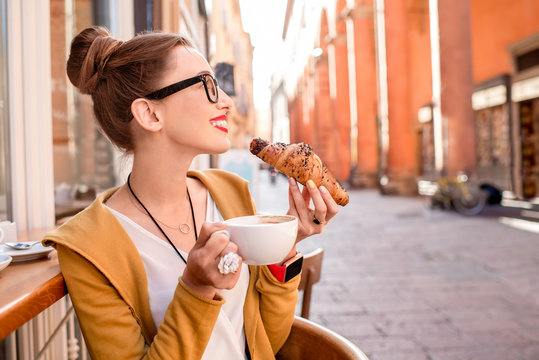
{"left": 287, "top": 177, "right": 339, "bottom": 243}
{"left": 250, "top": 137, "right": 345, "bottom": 264}
{"left": 249, "top": 138, "right": 349, "bottom": 206}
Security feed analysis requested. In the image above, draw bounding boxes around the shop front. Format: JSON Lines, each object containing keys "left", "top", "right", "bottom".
{"left": 471, "top": 75, "right": 513, "bottom": 193}
{"left": 417, "top": 104, "right": 436, "bottom": 181}
{"left": 512, "top": 72, "right": 539, "bottom": 201}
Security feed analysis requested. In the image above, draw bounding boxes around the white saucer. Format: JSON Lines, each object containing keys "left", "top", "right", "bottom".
{"left": 0, "top": 243, "right": 53, "bottom": 263}
{"left": 0, "top": 254, "right": 13, "bottom": 271}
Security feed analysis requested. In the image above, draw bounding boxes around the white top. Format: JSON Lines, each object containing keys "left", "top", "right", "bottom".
{"left": 105, "top": 192, "right": 249, "bottom": 360}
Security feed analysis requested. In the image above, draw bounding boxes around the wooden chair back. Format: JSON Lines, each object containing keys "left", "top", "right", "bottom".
{"left": 277, "top": 316, "right": 370, "bottom": 360}
{"left": 298, "top": 248, "right": 324, "bottom": 319}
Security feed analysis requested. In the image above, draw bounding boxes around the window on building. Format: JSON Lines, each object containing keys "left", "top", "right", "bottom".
{"left": 516, "top": 47, "right": 539, "bottom": 72}
{"left": 134, "top": 0, "right": 154, "bottom": 33}
{"left": 0, "top": 0, "right": 9, "bottom": 221}
{"left": 51, "top": 0, "right": 117, "bottom": 222}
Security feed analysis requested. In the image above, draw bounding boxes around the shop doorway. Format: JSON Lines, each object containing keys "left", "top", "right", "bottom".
{"left": 418, "top": 120, "right": 436, "bottom": 180}
{"left": 518, "top": 100, "right": 539, "bottom": 199}
{"left": 475, "top": 104, "right": 512, "bottom": 191}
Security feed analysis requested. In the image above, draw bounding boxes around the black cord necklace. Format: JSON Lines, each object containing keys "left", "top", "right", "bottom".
{"left": 126, "top": 173, "right": 197, "bottom": 264}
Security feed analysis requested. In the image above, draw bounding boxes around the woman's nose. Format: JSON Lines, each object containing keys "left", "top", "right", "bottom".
{"left": 217, "top": 88, "right": 233, "bottom": 110}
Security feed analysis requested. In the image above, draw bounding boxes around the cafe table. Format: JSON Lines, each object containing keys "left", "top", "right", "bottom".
{"left": 0, "top": 227, "right": 65, "bottom": 340}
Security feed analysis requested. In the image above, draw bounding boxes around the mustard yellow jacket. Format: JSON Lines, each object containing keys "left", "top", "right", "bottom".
{"left": 43, "top": 169, "right": 300, "bottom": 360}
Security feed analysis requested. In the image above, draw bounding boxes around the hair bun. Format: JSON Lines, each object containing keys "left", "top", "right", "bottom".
{"left": 66, "top": 26, "right": 123, "bottom": 95}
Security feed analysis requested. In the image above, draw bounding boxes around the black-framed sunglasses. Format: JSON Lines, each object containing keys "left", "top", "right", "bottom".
{"left": 144, "top": 73, "right": 219, "bottom": 103}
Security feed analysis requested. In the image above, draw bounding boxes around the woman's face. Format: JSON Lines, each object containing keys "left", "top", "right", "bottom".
{"left": 153, "top": 46, "right": 233, "bottom": 155}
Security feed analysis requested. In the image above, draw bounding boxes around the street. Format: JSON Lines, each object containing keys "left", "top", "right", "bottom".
{"left": 253, "top": 169, "right": 539, "bottom": 360}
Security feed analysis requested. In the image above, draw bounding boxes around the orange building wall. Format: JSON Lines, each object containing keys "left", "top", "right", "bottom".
{"left": 306, "top": 65, "right": 317, "bottom": 148}
{"left": 471, "top": 0, "right": 539, "bottom": 83}
{"left": 353, "top": 0, "right": 379, "bottom": 186}
{"left": 406, "top": 0, "right": 432, "bottom": 177}
{"left": 303, "top": 68, "right": 316, "bottom": 147}
{"left": 289, "top": 94, "right": 302, "bottom": 144}
{"left": 439, "top": 0, "right": 476, "bottom": 176}
{"left": 384, "top": 0, "right": 418, "bottom": 193}
{"left": 406, "top": 0, "right": 432, "bottom": 130}
{"left": 314, "top": 11, "right": 338, "bottom": 175}
{"left": 334, "top": 0, "right": 352, "bottom": 181}
{"left": 291, "top": 67, "right": 315, "bottom": 150}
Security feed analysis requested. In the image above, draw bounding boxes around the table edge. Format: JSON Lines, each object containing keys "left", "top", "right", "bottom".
{"left": 0, "top": 273, "right": 66, "bottom": 340}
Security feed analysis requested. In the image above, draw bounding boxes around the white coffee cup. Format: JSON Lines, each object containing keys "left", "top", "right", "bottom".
{"left": 0, "top": 221, "right": 17, "bottom": 244}
{"left": 224, "top": 215, "right": 298, "bottom": 265}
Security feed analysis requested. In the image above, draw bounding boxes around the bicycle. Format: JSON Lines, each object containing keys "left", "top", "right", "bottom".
{"left": 418, "top": 174, "right": 488, "bottom": 215}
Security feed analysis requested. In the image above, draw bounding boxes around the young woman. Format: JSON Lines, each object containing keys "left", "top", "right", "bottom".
{"left": 44, "top": 26, "right": 339, "bottom": 359}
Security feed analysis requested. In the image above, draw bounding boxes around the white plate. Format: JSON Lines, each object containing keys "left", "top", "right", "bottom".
{"left": 0, "top": 255, "right": 12, "bottom": 271}
{"left": 0, "top": 243, "right": 53, "bottom": 263}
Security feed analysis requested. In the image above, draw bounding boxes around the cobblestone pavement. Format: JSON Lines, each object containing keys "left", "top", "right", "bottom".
{"left": 253, "top": 170, "right": 539, "bottom": 360}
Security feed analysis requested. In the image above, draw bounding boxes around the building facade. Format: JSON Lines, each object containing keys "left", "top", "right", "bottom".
{"left": 275, "top": 0, "right": 539, "bottom": 203}
{"left": 470, "top": 0, "right": 539, "bottom": 200}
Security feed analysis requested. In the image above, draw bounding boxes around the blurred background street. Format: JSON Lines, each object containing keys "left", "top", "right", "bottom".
{"left": 254, "top": 167, "right": 539, "bottom": 360}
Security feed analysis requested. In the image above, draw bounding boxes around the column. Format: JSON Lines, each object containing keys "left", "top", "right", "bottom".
{"left": 383, "top": 0, "right": 417, "bottom": 194}
{"left": 353, "top": 0, "right": 379, "bottom": 187}
{"left": 438, "top": 0, "right": 476, "bottom": 176}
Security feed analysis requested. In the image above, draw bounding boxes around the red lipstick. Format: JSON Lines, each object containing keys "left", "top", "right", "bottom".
{"left": 209, "top": 115, "right": 228, "bottom": 133}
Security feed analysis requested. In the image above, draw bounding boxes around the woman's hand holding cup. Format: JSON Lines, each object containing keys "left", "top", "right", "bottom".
{"left": 181, "top": 222, "right": 242, "bottom": 299}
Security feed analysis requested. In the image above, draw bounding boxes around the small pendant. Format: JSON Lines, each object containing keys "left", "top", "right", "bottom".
{"left": 179, "top": 223, "right": 191, "bottom": 234}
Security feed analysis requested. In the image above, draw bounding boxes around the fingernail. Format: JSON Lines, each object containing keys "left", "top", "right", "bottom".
{"left": 307, "top": 179, "right": 316, "bottom": 189}
{"left": 288, "top": 177, "right": 297, "bottom": 186}
{"left": 319, "top": 185, "right": 328, "bottom": 194}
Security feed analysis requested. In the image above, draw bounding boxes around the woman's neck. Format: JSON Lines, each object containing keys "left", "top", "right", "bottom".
{"left": 128, "top": 152, "right": 194, "bottom": 210}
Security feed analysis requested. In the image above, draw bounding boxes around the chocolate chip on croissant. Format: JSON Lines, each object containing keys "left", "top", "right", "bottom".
{"left": 250, "top": 138, "right": 349, "bottom": 206}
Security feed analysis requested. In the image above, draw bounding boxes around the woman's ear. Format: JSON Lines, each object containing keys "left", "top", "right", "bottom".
{"left": 131, "top": 98, "right": 162, "bottom": 132}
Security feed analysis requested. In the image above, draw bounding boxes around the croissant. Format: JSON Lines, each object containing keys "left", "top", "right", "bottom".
{"left": 250, "top": 138, "right": 349, "bottom": 206}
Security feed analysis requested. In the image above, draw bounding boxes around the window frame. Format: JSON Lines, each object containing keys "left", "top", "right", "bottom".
{"left": 0, "top": 0, "right": 12, "bottom": 221}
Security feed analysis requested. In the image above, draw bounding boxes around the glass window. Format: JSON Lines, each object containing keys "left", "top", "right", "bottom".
{"left": 51, "top": 0, "right": 116, "bottom": 222}
{"left": 0, "top": 0, "right": 9, "bottom": 221}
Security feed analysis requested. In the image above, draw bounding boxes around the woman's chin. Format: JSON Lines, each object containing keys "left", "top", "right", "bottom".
{"left": 209, "top": 138, "right": 231, "bottom": 154}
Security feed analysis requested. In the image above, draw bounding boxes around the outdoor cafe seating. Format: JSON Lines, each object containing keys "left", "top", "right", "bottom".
{"left": 0, "top": 228, "right": 369, "bottom": 359}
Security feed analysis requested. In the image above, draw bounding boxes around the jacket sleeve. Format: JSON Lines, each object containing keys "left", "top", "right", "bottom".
{"left": 255, "top": 265, "right": 301, "bottom": 354}
{"left": 57, "top": 245, "right": 223, "bottom": 360}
